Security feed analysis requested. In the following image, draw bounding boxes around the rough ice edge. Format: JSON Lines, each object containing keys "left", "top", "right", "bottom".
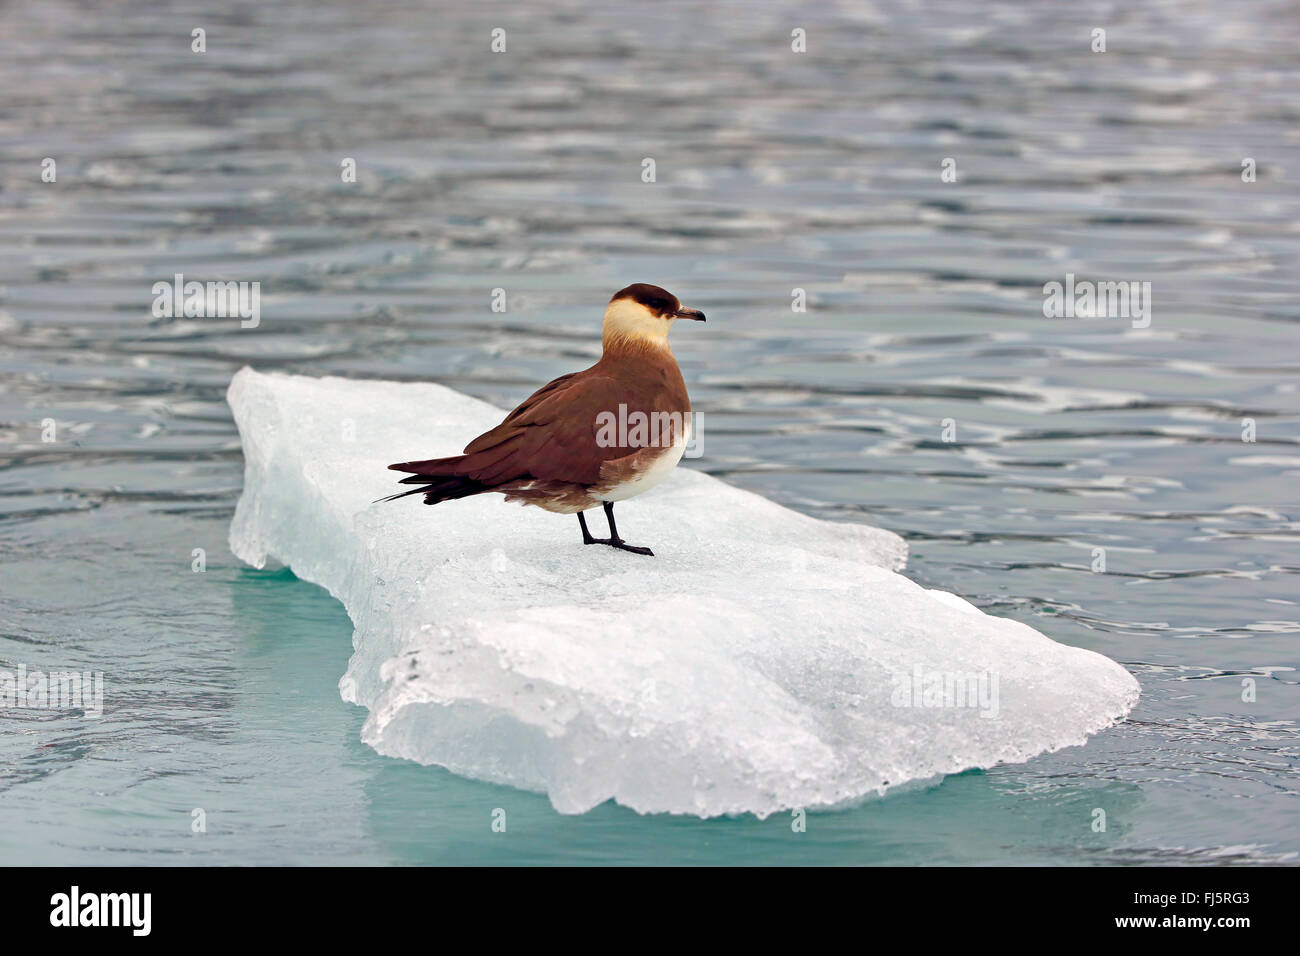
{"left": 227, "top": 367, "right": 1140, "bottom": 817}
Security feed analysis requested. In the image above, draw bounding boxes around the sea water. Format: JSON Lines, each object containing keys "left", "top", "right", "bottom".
{"left": 0, "top": 0, "right": 1297, "bottom": 863}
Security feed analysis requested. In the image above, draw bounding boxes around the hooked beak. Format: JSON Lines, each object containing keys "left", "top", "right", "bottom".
{"left": 673, "top": 307, "right": 706, "bottom": 322}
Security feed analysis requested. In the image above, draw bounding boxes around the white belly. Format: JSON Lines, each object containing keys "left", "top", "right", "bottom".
{"left": 592, "top": 434, "right": 687, "bottom": 502}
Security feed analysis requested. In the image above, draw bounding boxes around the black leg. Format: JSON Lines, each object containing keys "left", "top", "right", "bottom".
{"left": 574, "top": 505, "right": 654, "bottom": 556}
{"left": 603, "top": 502, "right": 654, "bottom": 556}
{"left": 603, "top": 501, "right": 621, "bottom": 540}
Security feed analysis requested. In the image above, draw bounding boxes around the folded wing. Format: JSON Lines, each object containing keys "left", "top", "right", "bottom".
{"left": 388, "top": 369, "right": 637, "bottom": 491}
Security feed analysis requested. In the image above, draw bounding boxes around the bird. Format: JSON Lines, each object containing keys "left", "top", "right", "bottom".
{"left": 381, "top": 283, "right": 705, "bottom": 556}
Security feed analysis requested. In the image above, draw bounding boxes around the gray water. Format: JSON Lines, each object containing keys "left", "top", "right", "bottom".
{"left": 1, "top": 0, "right": 1298, "bottom": 864}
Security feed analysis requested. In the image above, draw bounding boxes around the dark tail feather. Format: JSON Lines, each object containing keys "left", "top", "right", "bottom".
{"left": 388, "top": 455, "right": 465, "bottom": 475}
{"left": 376, "top": 462, "right": 490, "bottom": 505}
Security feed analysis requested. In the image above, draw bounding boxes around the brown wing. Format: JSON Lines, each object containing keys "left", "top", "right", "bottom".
{"left": 456, "top": 368, "right": 645, "bottom": 486}
{"left": 390, "top": 353, "right": 691, "bottom": 490}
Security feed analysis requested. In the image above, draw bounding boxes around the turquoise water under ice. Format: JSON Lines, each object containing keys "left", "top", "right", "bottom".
{"left": 1, "top": 0, "right": 1298, "bottom": 863}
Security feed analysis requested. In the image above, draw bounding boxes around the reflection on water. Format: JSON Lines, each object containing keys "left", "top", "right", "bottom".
{"left": 0, "top": 0, "right": 1297, "bottom": 863}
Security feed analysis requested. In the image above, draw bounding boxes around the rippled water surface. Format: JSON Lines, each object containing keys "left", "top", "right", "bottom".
{"left": 2, "top": 0, "right": 1298, "bottom": 864}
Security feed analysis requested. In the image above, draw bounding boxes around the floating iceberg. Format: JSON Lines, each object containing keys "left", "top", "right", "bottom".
{"left": 228, "top": 368, "right": 1139, "bottom": 817}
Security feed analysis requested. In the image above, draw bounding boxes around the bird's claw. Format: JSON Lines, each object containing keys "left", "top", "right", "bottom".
{"left": 583, "top": 537, "right": 654, "bottom": 557}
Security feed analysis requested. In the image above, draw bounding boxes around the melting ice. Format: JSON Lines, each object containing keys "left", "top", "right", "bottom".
{"left": 228, "top": 368, "right": 1139, "bottom": 817}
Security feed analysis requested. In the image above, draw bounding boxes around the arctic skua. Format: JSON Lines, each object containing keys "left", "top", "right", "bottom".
{"left": 382, "top": 283, "right": 705, "bottom": 556}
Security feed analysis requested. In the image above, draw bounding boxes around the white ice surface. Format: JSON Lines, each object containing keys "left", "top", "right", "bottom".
{"left": 228, "top": 368, "right": 1139, "bottom": 817}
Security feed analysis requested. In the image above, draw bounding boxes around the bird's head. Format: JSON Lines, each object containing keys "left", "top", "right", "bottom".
{"left": 602, "top": 283, "right": 705, "bottom": 352}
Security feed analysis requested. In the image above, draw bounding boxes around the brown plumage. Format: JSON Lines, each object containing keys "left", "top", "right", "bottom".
{"left": 383, "top": 283, "right": 706, "bottom": 555}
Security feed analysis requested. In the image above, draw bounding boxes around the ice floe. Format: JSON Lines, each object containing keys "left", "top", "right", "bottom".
{"left": 228, "top": 368, "right": 1139, "bottom": 817}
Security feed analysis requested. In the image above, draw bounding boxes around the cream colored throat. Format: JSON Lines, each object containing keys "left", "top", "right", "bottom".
{"left": 602, "top": 298, "right": 673, "bottom": 351}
